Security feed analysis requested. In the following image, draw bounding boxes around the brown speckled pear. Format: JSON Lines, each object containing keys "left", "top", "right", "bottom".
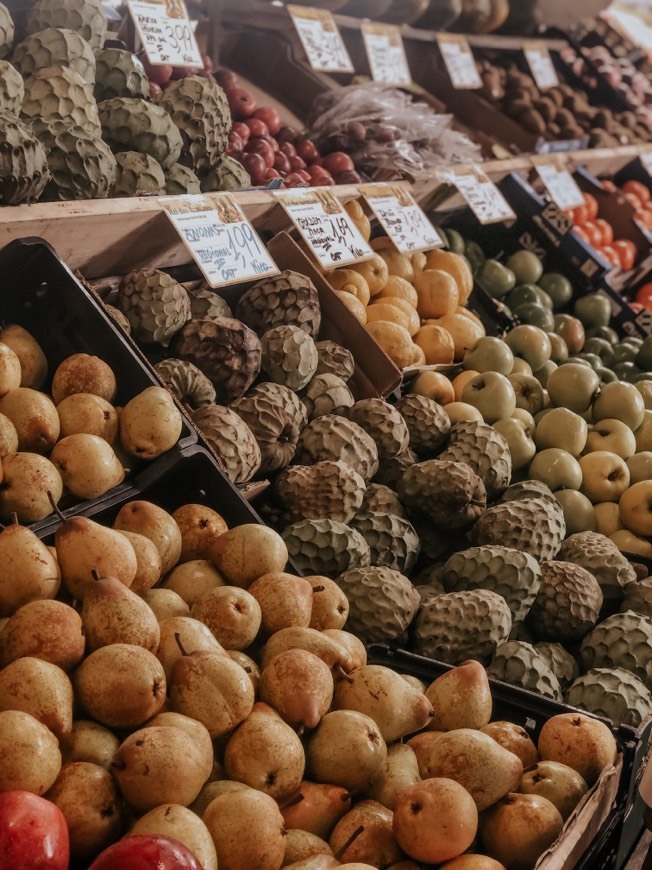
{"left": 366, "top": 743, "right": 421, "bottom": 811}
{"left": 0, "top": 599, "right": 84, "bottom": 670}
{"left": 307, "top": 710, "right": 387, "bottom": 791}
{"left": 0, "top": 325, "right": 48, "bottom": 390}
{"left": 259, "top": 649, "right": 333, "bottom": 730}
{"left": 113, "top": 500, "right": 182, "bottom": 574}
{"left": 261, "top": 626, "right": 352, "bottom": 672}
{"left": 156, "top": 616, "right": 225, "bottom": 682}
{"left": 0, "top": 387, "right": 59, "bottom": 453}
{"left": 191, "top": 586, "right": 261, "bottom": 651}
{"left": 209, "top": 524, "right": 288, "bottom": 588}
{"left": 0, "top": 520, "right": 60, "bottom": 617}
{"left": 81, "top": 571, "right": 160, "bottom": 653}
{"left": 281, "top": 781, "right": 351, "bottom": 840}
{"left": 63, "top": 720, "right": 119, "bottom": 771}
{"left": 172, "top": 503, "right": 228, "bottom": 563}
{"left": 51, "top": 353, "right": 116, "bottom": 405}
{"left": 131, "top": 804, "right": 217, "bottom": 870}
{"left": 145, "top": 711, "right": 213, "bottom": 782}
{"left": 202, "top": 788, "right": 285, "bottom": 870}
{"left": 142, "top": 588, "right": 189, "bottom": 621}
{"left": 248, "top": 572, "right": 313, "bottom": 634}
{"left": 162, "top": 559, "right": 225, "bottom": 607}
{"left": 0, "top": 710, "right": 61, "bottom": 794}
{"left": 308, "top": 576, "right": 349, "bottom": 631}
{"left": 115, "top": 531, "right": 162, "bottom": 594}
{"left": 56, "top": 394, "right": 119, "bottom": 443}
{"left": 425, "top": 660, "right": 493, "bottom": 732}
{"left": 119, "top": 387, "right": 182, "bottom": 460}
{"left": 0, "top": 657, "right": 73, "bottom": 741}
{"left": 329, "top": 800, "right": 403, "bottom": 868}
{"left": 50, "top": 433, "right": 124, "bottom": 499}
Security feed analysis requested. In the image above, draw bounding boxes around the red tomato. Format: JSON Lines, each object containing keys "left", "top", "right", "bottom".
{"left": 631, "top": 302, "right": 645, "bottom": 313}
{"left": 623, "top": 180, "right": 651, "bottom": 203}
{"left": 571, "top": 204, "right": 589, "bottom": 226}
{"left": 573, "top": 226, "right": 590, "bottom": 244}
{"left": 635, "top": 282, "right": 652, "bottom": 308}
{"left": 584, "top": 192, "right": 599, "bottom": 221}
{"left": 593, "top": 218, "right": 613, "bottom": 246}
{"left": 600, "top": 245, "right": 621, "bottom": 267}
{"left": 583, "top": 221, "right": 603, "bottom": 248}
{"left": 321, "top": 151, "right": 355, "bottom": 174}
{"left": 602, "top": 180, "right": 617, "bottom": 192}
{"left": 613, "top": 239, "right": 637, "bottom": 271}
{"left": 624, "top": 192, "right": 643, "bottom": 211}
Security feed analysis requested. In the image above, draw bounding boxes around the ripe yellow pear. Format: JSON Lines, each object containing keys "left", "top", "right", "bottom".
{"left": 209, "top": 524, "right": 288, "bottom": 587}
{"left": 537, "top": 713, "right": 617, "bottom": 786}
{"left": 425, "top": 660, "right": 492, "bottom": 731}
{"left": 0, "top": 388, "right": 59, "bottom": 453}
{"left": 248, "top": 571, "right": 313, "bottom": 634}
{"left": 282, "top": 781, "right": 351, "bottom": 839}
{"left": 116, "top": 530, "right": 162, "bottom": 594}
{"left": 163, "top": 559, "right": 225, "bottom": 606}
{"left": 51, "top": 434, "right": 125, "bottom": 499}
{"left": 480, "top": 793, "right": 563, "bottom": 870}
{"left": 191, "top": 586, "right": 261, "bottom": 650}
{"left": 81, "top": 571, "right": 160, "bottom": 653}
{"left": 0, "top": 520, "right": 60, "bottom": 617}
{"left": 119, "top": 387, "right": 183, "bottom": 459}
{"left": 51, "top": 353, "right": 116, "bottom": 405}
{"left": 113, "top": 500, "right": 182, "bottom": 574}
{"left": 203, "top": 788, "right": 285, "bottom": 870}
{"left": 131, "top": 804, "right": 217, "bottom": 870}
{"left": 0, "top": 453, "right": 63, "bottom": 522}
{"left": 56, "top": 393, "right": 119, "bottom": 443}
{"left": 366, "top": 743, "right": 421, "bottom": 811}
{"left": 63, "top": 720, "right": 119, "bottom": 770}
{"left": 0, "top": 657, "right": 73, "bottom": 741}
{"left": 0, "top": 325, "right": 47, "bottom": 390}
{"left": 0, "top": 710, "right": 61, "bottom": 793}
{"left": 157, "top": 616, "right": 225, "bottom": 681}
{"left": 259, "top": 649, "right": 333, "bottom": 730}
{"left": 0, "top": 600, "right": 84, "bottom": 671}
{"left": 330, "top": 800, "right": 403, "bottom": 868}
{"left": 307, "top": 710, "right": 387, "bottom": 791}
{"left": 172, "top": 503, "right": 228, "bottom": 562}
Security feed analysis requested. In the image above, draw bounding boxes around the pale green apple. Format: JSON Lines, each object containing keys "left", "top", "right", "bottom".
{"left": 463, "top": 336, "right": 514, "bottom": 375}
{"left": 534, "top": 408, "right": 553, "bottom": 426}
{"left": 610, "top": 529, "right": 652, "bottom": 557}
{"left": 592, "top": 381, "right": 645, "bottom": 430}
{"left": 594, "top": 501, "right": 624, "bottom": 536}
{"left": 554, "top": 489, "right": 597, "bottom": 534}
{"left": 553, "top": 314, "right": 585, "bottom": 354}
{"left": 547, "top": 364, "right": 600, "bottom": 414}
{"left": 445, "top": 402, "right": 483, "bottom": 425}
{"left": 529, "top": 448, "right": 582, "bottom": 491}
{"left": 579, "top": 451, "right": 630, "bottom": 503}
{"left": 585, "top": 418, "right": 636, "bottom": 460}
{"left": 635, "top": 410, "right": 652, "bottom": 452}
{"left": 510, "top": 357, "right": 533, "bottom": 376}
{"left": 574, "top": 293, "right": 612, "bottom": 328}
{"left": 636, "top": 380, "right": 652, "bottom": 410}
{"left": 534, "top": 407, "right": 588, "bottom": 456}
{"left": 533, "top": 360, "right": 557, "bottom": 388}
{"left": 512, "top": 407, "right": 536, "bottom": 436}
{"left": 627, "top": 452, "right": 652, "bottom": 484}
{"left": 504, "top": 325, "right": 552, "bottom": 372}
{"left": 461, "top": 372, "right": 517, "bottom": 424}
{"left": 493, "top": 418, "right": 536, "bottom": 470}
{"left": 548, "top": 332, "right": 569, "bottom": 364}
{"left": 508, "top": 373, "right": 544, "bottom": 415}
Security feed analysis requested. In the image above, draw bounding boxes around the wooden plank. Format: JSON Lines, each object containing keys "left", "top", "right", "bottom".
{"left": 624, "top": 828, "right": 651, "bottom": 869}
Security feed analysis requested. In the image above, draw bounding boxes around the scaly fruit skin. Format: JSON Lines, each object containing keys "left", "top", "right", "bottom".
{"left": 232, "top": 393, "right": 300, "bottom": 473}
{"left": 154, "top": 358, "right": 216, "bottom": 410}
{"left": 200, "top": 156, "right": 251, "bottom": 192}
{"left": 0, "top": 3, "right": 14, "bottom": 60}
{"left": 439, "top": 420, "right": 512, "bottom": 498}
{"left": 21, "top": 65, "right": 101, "bottom": 137}
{"left": 192, "top": 404, "right": 261, "bottom": 484}
{"left": 116, "top": 269, "right": 190, "bottom": 346}
{"left": 398, "top": 459, "right": 487, "bottom": 528}
{"left": 347, "top": 398, "right": 410, "bottom": 461}
{"left": 187, "top": 287, "right": 231, "bottom": 321}
{"left": 247, "top": 382, "right": 308, "bottom": 431}
{"left": 565, "top": 666, "right": 652, "bottom": 728}
{"left": 98, "top": 98, "right": 183, "bottom": 170}
{"left": 559, "top": 531, "right": 636, "bottom": 606}
{"left": 528, "top": 561, "right": 603, "bottom": 643}
{"left": 580, "top": 611, "right": 652, "bottom": 690}
{"left": 395, "top": 394, "right": 450, "bottom": 455}
{"left": 534, "top": 642, "right": 579, "bottom": 691}
{"left": 12, "top": 27, "right": 96, "bottom": 81}
{"left": 282, "top": 519, "right": 371, "bottom": 577}
{"left": 0, "top": 60, "right": 23, "bottom": 113}
{"left": 471, "top": 497, "right": 566, "bottom": 562}
{"left": 373, "top": 446, "right": 418, "bottom": 490}
{"left": 0, "top": 110, "right": 50, "bottom": 204}
{"left": 274, "top": 460, "right": 366, "bottom": 524}
{"left": 350, "top": 512, "right": 420, "bottom": 575}
{"left": 26, "top": 0, "right": 106, "bottom": 50}
{"left": 113, "top": 151, "right": 165, "bottom": 196}
{"left": 164, "top": 163, "right": 201, "bottom": 196}
{"left": 94, "top": 48, "right": 148, "bottom": 101}
{"left": 487, "top": 641, "right": 563, "bottom": 701}
{"left": 359, "top": 483, "right": 406, "bottom": 518}
{"left": 315, "top": 340, "right": 355, "bottom": 381}
{"left": 336, "top": 566, "right": 420, "bottom": 644}
{"left": 295, "top": 414, "right": 379, "bottom": 483}
{"left": 622, "top": 578, "right": 652, "bottom": 619}
{"left": 303, "top": 374, "right": 354, "bottom": 420}
{"left": 236, "top": 270, "right": 321, "bottom": 338}
{"left": 261, "top": 325, "right": 318, "bottom": 392}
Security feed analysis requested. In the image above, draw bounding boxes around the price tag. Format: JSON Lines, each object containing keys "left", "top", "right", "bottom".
{"left": 160, "top": 194, "right": 279, "bottom": 288}
{"left": 361, "top": 22, "right": 411, "bottom": 87}
{"left": 524, "top": 43, "right": 559, "bottom": 90}
{"left": 436, "top": 34, "right": 482, "bottom": 89}
{"left": 440, "top": 166, "right": 516, "bottom": 225}
{"left": 274, "top": 188, "right": 373, "bottom": 269}
{"left": 288, "top": 5, "right": 354, "bottom": 73}
{"left": 361, "top": 184, "right": 443, "bottom": 253}
{"left": 127, "top": 0, "right": 202, "bottom": 68}
{"left": 532, "top": 156, "right": 585, "bottom": 210}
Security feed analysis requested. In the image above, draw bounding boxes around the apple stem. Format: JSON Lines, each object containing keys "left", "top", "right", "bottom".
{"left": 91, "top": 569, "right": 102, "bottom": 582}
{"left": 335, "top": 665, "right": 354, "bottom": 684}
{"left": 48, "top": 491, "right": 66, "bottom": 522}
{"left": 174, "top": 632, "right": 189, "bottom": 656}
{"left": 10, "top": 512, "right": 18, "bottom": 526}
{"left": 335, "top": 825, "right": 364, "bottom": 859}
{"left": 279, "top": 792, "right": 304, "bottom": 811}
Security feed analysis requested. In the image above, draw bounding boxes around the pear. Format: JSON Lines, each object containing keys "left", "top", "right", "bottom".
{"left": 114, "top": 500, "right": 182, "bottom": 574}
{"left": 131, "top": 804, "right": 217, "bottom": 870}
{"left": 46, "top": 761, "right": 122, "bottom": 862}
{"left": 323, "top": 629, "right": 367, "bottom": 670}
{"left": 537, "top": 712, "right": 617, "bottom": 786}
{"left": 248, "top": 572, "right": 313, "bottom": 634}
{"left": 55, "top": 515, "right": 137, "bottom": 600}
{"left": 191, "top": 780, "right": 250, "bottom": 816}
{"left": 163, "top": 559, "right": 225, "bottom": 606}
{"left": 262, "top": 626, "right": 353, "bottom": 673}
{"left": 520, "top": 761, "right": 588, "bottom": 820}
{"left": 0, "top": 520, "right": 60, "bottom": 617}
{"left": 116, "top": 531, "right": 162, "bottom": 594}
{"left": 0, "top": 325, "right": 47, "bottom": 389}
{"left": 63, "top": 720, "right": 119, "bottom": 770}
{"left": 0, "top": 388, "right": 59, "bottom": 453}
{"left": 142, "top": 588, "right": 190, "bottom": 620}
{"left": 224, "top": 702, "right": 305, "bottom": 801}
{"left": 57, "top": 393, "right": 119, "bottom": 443}
{"left": 120, "top": 387, "right": 183, "bottom": 459}
{"left": 228, "top": 650, "right": 260, "bottom": 692}
{"left": 146, "top": 711, "right": 214, "bottom": 782}
{"left": 112, "top": 725, "right": 209, "bottom": 812}
{"left": 282, "top": 781, "right": 351, "bottom": 839}
{"left": 366, "top": 743, "right": 421, "bottom": 811}
{"left": 481, "top": 721, "right": 539, "bottom": 768}
{"left": 157, "top": 615, "right": 225, "bottom": 681}
{"left": 406, "top": 732, "right": 444, "bottom": 779}
{"left": 401, "top": 675, "right": 427, "bottom": 692}
{"left": 51, "top": 353, "right": 117, "bottom": 405}
{"left": 191, "top": 586, "right": 261, "bottom": 650}
{"left": 0, "top": 452, "right": 63, "bottom": 522}
{"left": 170, "top": 649, "right": 254, "bottom": 739}
{"left": 172, "top": 503, "right": 228, "bottom": 563}
{"left": 425, "top": 660, "right": 492, "bottom": 731}
{"left": 419, "top": 728, "right": 523, "bottom": 811}
{"left": 51, "top": 434, "right": 125, "bottom": 499}
{"left": 309, "top": 576, "right": 349, "bottom": 631}
{"left": 307, "top": 710, "right": 387, "bottom": 791}
{"left": 82, "top": 571, "right": 160, "bottom": 653}
{"left": 0, "top": 413, "right": 18, "bottom": 456}
{"left": 202, "top": 788, "right": 285, "bottom": 870}
{"left": 439, "top": 858, "right": 505, "bottom": 870}
{"left": 0, "top": 657, "right": 73, "bottom": 741}
{"left": 480, "top": 793, "right": 563, "bottom": 870}
{"left": 329, "top": 800, "right": 404, "bottom": 867}
{"left": 0, "top": 710, "right": 61, "bottom": 793}
{"left": 75, "top": 643, "right": 166, "bottom": 729}
{"left": 0, "top": 599, "right": 84, "bottom": 670}
{"left": 333, "top": 665, "right": 434, "bottom": 742}
{"left": 285, "top": 859, "right": 340, "bottom": 870}
{"left": 284, "top": 830, "right": 334, "bottom": 864}
{"left": 0, "top": 343, "right": 22, "bottom": 397}
{"left": 209, "top": 524, "right": 288, "bottom": 588}
{"left": 259, "top": 649, "right": 333, "bottom": 730}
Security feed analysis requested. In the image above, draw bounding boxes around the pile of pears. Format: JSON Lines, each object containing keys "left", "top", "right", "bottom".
{"left": 0, "top": 486, "right": 619, "bottom": 870}
{"left": 0, "top": 324, "right": 183, "bottom": 524}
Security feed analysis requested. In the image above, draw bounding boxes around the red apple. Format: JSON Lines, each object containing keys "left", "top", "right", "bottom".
{"left": 322, "top": 151, "right": 355, "bottom": 174}
{"left": 227, "top": 87, "right": 256, "bottom": 120}
{"left": 308, "top": 164, "right": 331, "bottom": 179}
{"left": 279, "top": 141, "right": 296, "bottom": 158}
{"left": 0, "top": 792, "right": 69, "bottom": 869}
{"left": 253, "top": 107, "right": 282, "bottom": 136}
{"left": 334, "top": 170, "right": 363, "bottom": 184}
{"left": 215, "top": 68, "right": 238, "bottom": 88}
{"left": 273, "top": 153, "right": 291, "bottom": 174}
{"left": 295, "top": 138, "right": 319, "bottom": 163}
{"left": 277, "top": 126, "right": 297, "bottom": 142}
{"left": 171, "top": 66, "right": 198, "bottom": 80}
{"left": 288, "top": 155, "right": 306, "bottom": 172}
{"left": 231, "top": 121, "right": 250, "bottom": 144}
{"left": 245, "top": 138, "right": 275, "bottom": 168}
{"left": 143, "top": 61, "right": 172, "bottom": 86}
{"left": 244, "top": 118, "right": 269, "bottom": 138}
{"left": 312, "top": 173, "right": 336, "bottom": 186}
{"left": 264, "top": 168, "right": 281, "bottom": 181}
{"left": 202, "top": 54, "right": 213, "bottom": 72}
{"left": 285, "top": 172, "right": 309, "bottom": 187}
{"left": 241, "top": 153, "right": 268, "bottom": 179}
{"left": 266, "top": 135, "right": 279, "bottom": 152}
{"left": 226, "top": 132, "right": 244, "bottom": 158}
{"left": 296, "top": 170, "right": 312, "bottom": 182}
{"left": 89, "top": 835, "right": 201, "bottom": 870}
{"left": 148, "top": 81, "right": 162, "bottom": 100}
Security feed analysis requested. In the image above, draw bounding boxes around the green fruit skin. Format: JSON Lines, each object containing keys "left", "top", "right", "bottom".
{"left": 585, "top": 326, "right": 619, "bottom": 345}
{"left": 443, "top": 227, "right": 466, "bottom": 254}
{"left": 597, "top": 367, "right": 618, "bottom": 383}
{"left": 573, "top": 294, "right": 612, "bottom": 328}
{"left": 478, "top": 260, "right": 516, "bottom": 298}
{"left": 506, "top": 250, "right": 544, "bottom": 285}
{"left": 582, "top": 338, "right": 615, "bottom": 366}
{"left": 613, "top": 343, "right": 639, "bottom": 365}
{"left": 513, "top": 303, "right": 554, "bottom": 331}
{"left": 636, "top": 336, "right": 652, "bottom": 371}
{"left": 537, "top": 273, "right": 573, "bottom": 310}
{"left": 464, "top": 240, "right": 486, "bottom": 276}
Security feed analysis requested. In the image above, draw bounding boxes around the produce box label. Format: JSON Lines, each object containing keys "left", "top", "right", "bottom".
{"left": 274, "top": 188, "right": 373, "bottom": 269}
{"left": 127, "top": 0, "right": 202, "bottom": 68}
{"left": 361, "top": 23, "right": 411, "bottom": 87}
{"left": 440, "top": 166, "right": 516, "bottom": 225}
{"left": 361, "top": 184, "right": 443, "bottom": 253}
{"left": 160, "top": 194, "right": 279, "bottom": 288}
{"left": 436, "top": 34, "right": 482, "bottom": 90}
{"left": 532, "top": 156, "right": 585, "bottom": 211}
{"left": 288, "top": 6, "right": 354, "bottom": 74}
{"left": 524, "top": 42, "right": 559, "bottom": 90}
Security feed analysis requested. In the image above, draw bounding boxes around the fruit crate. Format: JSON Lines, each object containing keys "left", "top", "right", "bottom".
{"left": 367, "top": 644, "right": 652, "bottom": 869}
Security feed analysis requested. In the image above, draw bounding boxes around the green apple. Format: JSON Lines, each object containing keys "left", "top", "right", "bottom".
{"left": 623, "top": 337, "right": 644, "bottom": 349}
{"left": 553, "top": 315, "right": 585, "bottom": 354}
{"left": 534, "top": 406, "right": 588, "bottom": 456}
{"left": 533, "top": 360, "right": 557, "bottom": 388}
{"left": 592, "top": 381, "right": 645, "bottom": 430}
{"left": 463, "top": 336, "right": 514, "bottom": 375}
{"left": 511, "top": 357, "right": 533, "bottom": 376}
{"left": 635, "top": 380, "right": 652, "bottom": 410}
{"left": 562, "top": 356, "right": 593, "bottom": 369}
{"left": 597, "top": 367, "right": 618, "bottom": 383}
{"left": 444, "top": 401, "right": 483, "bottom": 424}
{"left": 613, "top": 343, "right": 638, "bottom": 364}
{"left": 574, "top": 293, "right": 612, "bottom": 328}
{"left": 513, "top": 303, "right": 554, "bottom": 332}
{"left": 594, "top": 501, "right": 624, "bottom": 536}
{"left": 529, "top": 448, "right": 582, "bottom": 491}
{"left": 461, "top": 372, "right": 516, "bottom": 424}
{"left": 635, "top": 410, "right": 652, "bottom": 452}
{"left": 585, "top": 418, "right": 636, "bottom": 459}
{"left": 512, "top": 407, "right": 536, "bottom": 436}
{"left": 582, "top": 338, "right": 615, "bottom": 367}
{"left": 507, "top": 284, "right": 543, "bottom": 310}
{"left": 509, "top": 373, "right": 544, "bottom": 415}
{"left": 613, "top": 361, "right": 641, "bottom": 381}
{"left": 478, "top": 260, "right": 516, "bottom": 298}
{"left": 464, "top": 239, "right": 485, "bottom": 275}
{"left": 505, "top": 325, "right": 552, "bottom": 372}
{"left": 507, "top": 250, "right": 544, "bottom": 285}
{"left": 493, "top": 418, "right": 536, "bottom": 470}
{"left": 632, "top": 372, "right": 652, "bottom": 383}
{"left": 586, "top": 325, "right": 619, "bottom": 345}
{"left": 444, "top": 227, "right": 465, "bottom": 254}
{"left": 574, "top": 352, "right": 602, "bottom": 370}
{"left": 554, "top": 489, "right": 597, "bottom": 534}
{"left": 610, "top": 529, "right": 652, "bottom": 557}
{"left": 547, "top": 363, "right": 600, "bottom": 413}
{"left": 538, "top": 273, "right": 573, "bottom": 310}
{"left": 635, "top": 336, "right": 652, "bottom": 371}
{"left": 579, "top": 451, "right": 630, "bottom": 503}
{"left": 548, "top": 333, "right": 569, "bottom": 364}
{"left": 627, "top": 452, "right": 652, "bottom": 484}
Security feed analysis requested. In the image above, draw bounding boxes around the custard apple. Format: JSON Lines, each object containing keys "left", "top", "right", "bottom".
{"left": 580, "top": 611, "right": 652, "bottom": 690}
{"left": 246, "top": 382, "right": 308, "bottom": 432}
{"left": 0, "top": 60, "right": 23, "bottom": 113}
{"left": 201, "top": 155, "right": 251, "bottom": 192}
{"left": 439, "top": 420, "right": 512, "bottom": 498}
{"left": 21, "top": 65, "right": 101, "bottom": 137}
{"left": 528, "top": 561, "right": 603, "bottom": 643}
{"left": 98, "top": 98, "right": 183, "bottom": 170}
{"left": 154, "top": 358, "right": 216, "bottom": 410}
{"left": 94, "top": 48, "right": 148, "bottom": 101}
{"left": 282, "top": 519, "right": 371, "bottom": 577}
{"left": 413, "top": 589, "right": 512, "bottom": 665}
{"left": 13, "top": 27, "right": 95, "bottom": 80}
{"left": 502, "top": 480, "right": 557, "bottom": 504}
{"left": 487, "top": 641, "right": 563, "bottom": 701}
{"left": 26, "top": 0, "right": 106, "bottom": 50}
{"left": 534, "top": 642, "right": 579, "bottom": 691}
{"left": 559, "top": 531, "right": 636, "bottom": 605}
{"left": 337, "top": 566, "right": 420, "bottom": 644}
{"left": 274, "top": 460, "right": 365, "bottom": 524}
{"left": 350, "top": 512, "right": 420, "bottom": 574}
{"left": 416, "top": 582, "right": 445, "bottom": 604}
{"left": 621, "top": 578, "right": 652, "bottom": 618}
{"left": 302, "top": 374, "right": 354, "bottom": 420}
{"left": 410, "top": 514, "right": 466, "bottom": 562}
{"left": 296, "top": 415, "right": 379, "bottom": 483}
{"left": 0, "top": 110, "right": 50, "bottom": 204}
{"left": 471, "top": 497, "right": 566, "bottom": 562}
{"left": 116, "top": 269, "right": 190, "bottom": 345}
{"left": 236, "top": 269, "right": 321, "bottom": 337}
{"left": 187, "top": 287, "right": 232, "bottom": 321}
{"left": 359, "top": 483, "right": 406, "bottom": 518}
{"left": 315, "top": 340, "right": 355, "bottom": 381}
{"left": 347, "top": 399, "right": 409, "bottom": 461}
{"left": 0, "top": 3, "right": 14, "bottom": 60}
{"left": 32, "top": 119, "right": 116, "bottom": 201}
{"left": 395, "top": 395, "right": 450, "bottom": 455}
{"left": 398, "top": 460, "right": 486, "bottom": 528}
{"left": 165, "top": 162, "right": 201, "bottom": 196}
{"left": 510, "top": 622, "right": 535, "bottom": 643}
{"left": 113, "top": 151, "right": 165, "bottom": 197}
{"left": 232, "top": 393, "right": 300, "bottom": 473}
{"left": 373, "top": 446, "right": 418, "bottom": 490}
{"left": 261, "top": 325, "right": 318, "bottom": 392}
{"left": 192, "top": 404, "right": 261, "bottom": 484}
{"left": 565, "top": 667, "right": 652, "bottom": 728}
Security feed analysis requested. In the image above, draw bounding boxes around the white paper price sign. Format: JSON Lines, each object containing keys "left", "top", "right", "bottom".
{"left": 361, "top": 22, "right": 411, "bottom": 87}
{"left": 160, "top": 194, "right": 279, "bottom": 288}
{"left": 127, "top": 0, "right": 202, "bottom": 68}
{"left": 274, "top": 188, "right": 373, "bottom": 269}
{"left": 361, "top": 184, "right": 443, "bottom": 254}
{"left": 288, "top": 5, "right": 354, "bottom": 74}
{"left": 524, "top": 43, "right": 559, "bottom": 90}
{"left": 436, "top": 34, "right": 481, "bottom": 89}
{"left": 441, "top": 167, "right": 516, "bottom": 225}
{"left": 532, "top": 156, "right": 585, "bottom": 210}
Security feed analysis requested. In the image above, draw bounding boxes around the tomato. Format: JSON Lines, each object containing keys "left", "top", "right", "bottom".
{"left": 624, "top": 192, "right": 643, "bottom": 211}
{"left": 593, "top": 218, "right": 613, "bottom": 246}
{"left": 635, "top": 282, "right": 652, "bottom": 309}
{"left": 244, "top": 118, "right": 269, "bottom": 138}
{"left": 613, "top": 239, "right": 637, "bottom": 271}
{"left": 631, "top": 302, "right": 645, "bottom": 313}
{"left": 602, "top": 180, "right": 617, "bottom": 192}
{"left": 571, "top": 204, "right": 589, "bottom": 226}
{"left": 252, "top": 107, "right": 282, "bottom": 136}
{"left": 583, "top": 221, "right": 603, "bottom": 248}
{"left": 321, "top": 151, "right": 355, "bottom": 174}
{"left": 623, "top": 180, "right": 651, "bottom": 203}
{"left": 600, "top": 245, "right": 621, "bottom": 267}
{"left": 584, "top": 192, "right": 599, "bottom": 221}
{"left": 573, "top": 226, "right": 590, "bottom": 244}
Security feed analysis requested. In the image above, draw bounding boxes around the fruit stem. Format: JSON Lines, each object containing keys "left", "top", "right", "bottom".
{"left": 335, "top": 665, "right": 354, "bottom": 684}
{"left": 334, "top": 825, "right": 364, "bottom": 859}
{"left": 312, "top": 585, "right": 326, "bottom": 593}
{"left": 10, "top": 512, "right": 18, "bottom": 526}
{"left": 47, "top": 491, "right": 66, "bottom": 522}
{"left": 175, "top": 632, "right": 189, "bottom": 656}
{"left": 279, "top": 792, "right": 304, "bottom": 811}
{"left": 91, "top": 569, "right": 101, "bottom": 582}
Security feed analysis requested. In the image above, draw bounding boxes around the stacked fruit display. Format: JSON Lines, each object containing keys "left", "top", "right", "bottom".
{"left": 565, "top": 187, "right": 643, "bottom": 267}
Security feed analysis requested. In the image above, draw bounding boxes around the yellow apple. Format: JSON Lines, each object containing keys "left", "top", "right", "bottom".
{"left": 579, "top": 451, "right": 630, "bottom": 503}
{"left": 619, "top": 480, "right": 652, "bottom": 537}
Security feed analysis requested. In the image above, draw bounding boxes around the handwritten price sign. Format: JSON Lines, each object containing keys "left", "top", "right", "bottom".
{"left": 440, "top": 166, "right": 516, "bottom": 225}
{"left": 524, "top": 43, "right": 559, "bottom": 90}
{"left": 288, "top": 5, "right": 354, "bottom": 74}
{"left": 274, "top": 188, "right": 373, "bottom": 270}
{"left": 127, "top": 0, "right": 202, "bottom": 68}
{"left": 361, "top": 185, "right": 442, "bottom": 254}
{"left": 436, "top": 34, "right": 481, "bottom": 89}
{"left": 362, "top": 23, "right": 411, "bottom": 87}
{"left": 532, "top": 156, "right": 585, "bottom": 211}
{"left": 160, "top": 194, "right": 279, "bottom": 288}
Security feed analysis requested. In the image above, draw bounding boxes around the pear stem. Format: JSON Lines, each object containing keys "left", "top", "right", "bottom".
{"left": 279, "top": 792, "right": 304, "bottom": 811}
{"left": 47, "top": 491, "right": 66, "bottom": 522}
{"left": 334, "top": 825, "right": 364, "bottom": 860}
{"left": 175, "top": 632, "right": 189, "bottom": 656}
{"left": 110, "top": 760, "right": 126, "bottom": 771}
{"left": 335, "top": 665, "right": 354, "bottom": 684}
{"left": 10, "top": 512, "right": 18, "bottom": 526}
{"left": 91, "top": 569, "right": 101, "bottom": 582}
